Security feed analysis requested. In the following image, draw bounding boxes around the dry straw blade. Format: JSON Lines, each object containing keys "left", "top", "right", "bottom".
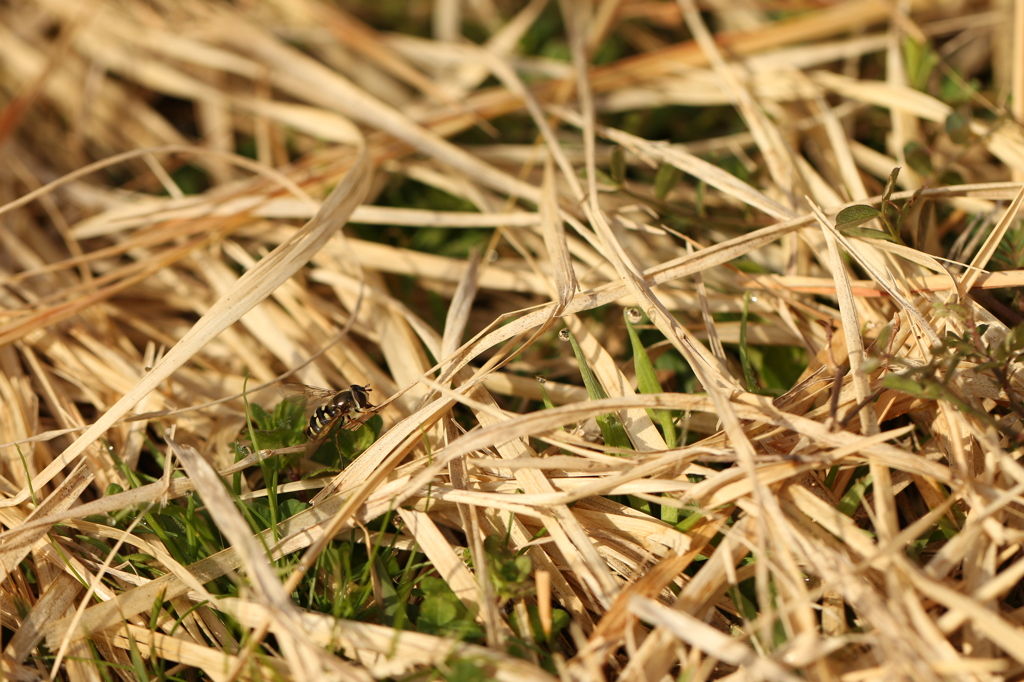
{"left": 5, "top": 0, "right": 1024, "bottom": 680}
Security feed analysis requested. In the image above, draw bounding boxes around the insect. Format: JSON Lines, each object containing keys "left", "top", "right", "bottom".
{"left": 284, "top": 383, "right": 376, "bottom": 449}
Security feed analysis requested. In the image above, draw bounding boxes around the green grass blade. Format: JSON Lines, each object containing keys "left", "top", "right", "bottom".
{"left": 538, "top": 377, "right": 556, "bottom": 411}
{"left": 838, "top": 474, "right": 872, "bottom": 517}
{"left": 673, "top": 508, "right": 705, "bottom": 532}
{"left": 625, "top": 310, "right": 677, "bottom": 448}
{"left": 740, "top": 291, "right": 757, "bottom": 392}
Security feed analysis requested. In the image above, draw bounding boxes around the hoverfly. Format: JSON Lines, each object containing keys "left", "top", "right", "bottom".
{"left": 283, "top": 383, "right": 376, "bottom": 451}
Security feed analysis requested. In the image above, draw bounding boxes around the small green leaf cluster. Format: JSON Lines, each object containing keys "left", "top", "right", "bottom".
{"left": 413, "top": 576, "right": 483, "bottom": 640}
{"left": 880, "top": 321, "right": 1024, "bottom": 442}
{"left": 506, "top": 604, "right": 571, "bottom": 671}
{"left": 479, "top": 536, "right": 570, "bottom": 672}
{"left": 293, "top": 513, "right": 422, "bottom": 627}
{"left": 245, "top": 397, "right": 307, "bottom": 450}
{"left": 483, "top": 534, "right": 534, "bottom": 603}
{"left": 904, "top": 35, "right": 984, "bottom": 106}
{"left": 835, "top": 168, "right": 908, "bottom": 244}
{"left": 85, "top": 461, "right": 225, "bottom": 579}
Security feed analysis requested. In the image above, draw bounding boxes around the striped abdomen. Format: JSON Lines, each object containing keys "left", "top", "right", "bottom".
{"left": 305, "top": 403, "right": 347, "bottom": 439}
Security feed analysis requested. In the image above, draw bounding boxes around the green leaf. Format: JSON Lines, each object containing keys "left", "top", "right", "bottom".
{"left": 673, "top": 508, "right": 705, "bottom": 533}
{"left": 654, "top": 162, "right": 683, "bottom": 200}
{"left": 628, "top": 495, "right": 652, "bottom": 515}
{"left": 376, "top": 556, "right": 403, "bottom": 622}
{"left": 882, "top": 373, "right": 927, "bottom": 398}
{"left": 695, "top": 178, "right": 707, "bottom": 217}
{"left": 838, "top": 474, "right": 872, "bottom": 517}
{"left": 740, "top": 291, "right": 757, "bottom": 392}
{"left": 755, "top": 345, "right": 807, "bottom": 393}
{"left": 1007, "top": 323, "right": 1024, "bottom": 353}
{"left": 729, "top": 585, "right": 759, "bottom": 621}
{"left": 245, "top": 386, "right": 308, "bottom": 452}
{"left": 445, "top": 659, "right": 487, "bottom": 682}
{"left": 279, "top": 497, "right": 308, "bottom": 519}
{"left": 118, "top": 551, "right": 152, "bottom": 564}
{"left": 564, "top": 329, "right": 633, "bottom": 451}
{"left": 512, "top": 555, "right": 533, "bottom": 583}
{"left": 149, "top": 591, "right": 165, "bottom": 630}
{"left": 902, "top": 36, "right": 939, "bottom": 91}
{"left": 882, "top": 167, "right": 901, "bottom": 203}
{"left": 419, "top": 595, "right": 458, "bottom": 627}
{"left": 272, "top": 394, "right": 306, "bottom": 429}
{"left": 126, "top": 630, "right": 148, "bottom": 681}
{"left": 939, "top": 169, "right": 964, "bottom": 186}
{"left": 590, "top": 167, "right": 618, "bottom": 187}
{"left": 483, "top": 534, "right": 505, "bottom": 557}
{"left": 609, "top": 146, "right": 626, "bottom": 185}
{"left": 247, "top": 402, "right": 274, "bottom": 431}
{"left": 935, "top": 516, "right": 960, "bottom": 539}
{"left": 538, "top": 378, "right": 557, "bottom": 411}
{"left": 940, "top": 75, "right": 979, "bottom": 105}
{"left": 839, "top": 226, "right": 901, "bottom": 243}
{"left": 419, "top": 576, "right": 449, "bottom": 595}
{"left": 523, "top": 603, "right": 570, "bottom": 643}
{"left": 835, "top": 205, "right": 882, "bottom": 231}
{"left": 565, "top": 330, "right": 607, "bottom": 403}
{"left": 859, "top": 357, "right": 881, "bottom": 374}
{"left": 484, "top": 535, "right": 534, "bottom": 599}
{"left": 625, "top": 311, "right": 677, "bottom": 447}
{"left": 945, "top": 111, "right": 971, "bottom": 145}
{"left": 333, "top": 415, "right": 383, "bottom": 458}
{"left": 903, "top": 141, "right": 932, "bottom": 176}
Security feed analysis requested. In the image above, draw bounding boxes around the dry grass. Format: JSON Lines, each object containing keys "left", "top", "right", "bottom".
{"left": 2, "top": 0, "right": 1024, "bottom": 680}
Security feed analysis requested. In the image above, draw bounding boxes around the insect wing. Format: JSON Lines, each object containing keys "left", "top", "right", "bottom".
{"left": 282, "top": 383, "right": 342, "bottom": 449}
{"left": 282, "top": 382, "right": 339, "bottom": 407}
